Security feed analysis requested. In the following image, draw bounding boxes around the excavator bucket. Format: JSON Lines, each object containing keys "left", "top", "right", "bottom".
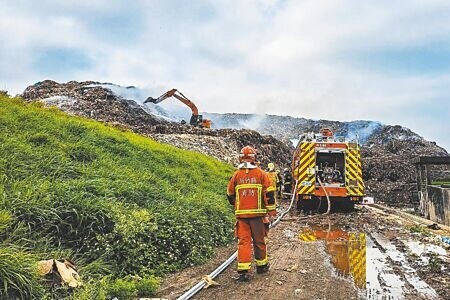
{"left": 143, "top": 97, "right": 158, "bottom": 104}
{"left": 142, "top": 89, "right": 211, "bottom": 128}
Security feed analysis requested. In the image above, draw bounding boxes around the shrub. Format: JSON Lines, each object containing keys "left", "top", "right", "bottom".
{"left": 107, "top": 277, "right": 138, "bottom": 299}
{"left": 64, "top": 278, "right": 108, "bottom": 300}
{"left": 135, "top": 276, "right": 160, "bottom": 297}
{"left": 106, "top": 275, "right": 159, "bottom": 299}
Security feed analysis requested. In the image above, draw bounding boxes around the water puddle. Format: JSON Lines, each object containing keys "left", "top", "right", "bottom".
{"left": 404, "top": 239, "right": 447, "bottom": 255}
{"left": 402, "top": 240, "right": 447, "bottom": 266}
{"left": 299, "top": 225, "right": 440, "bottom": 299}
{"left": 365, "top": 234, "right": 406, "bottom": 299}
{"left": 371, "top": 232, "right": 439, "bottom": 299}
{"left": 299, "top": 226, "right": 367, "bottom": 290}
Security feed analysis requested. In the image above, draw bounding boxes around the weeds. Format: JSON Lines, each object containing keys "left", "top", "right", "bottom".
{"left": 0, "top": 95, "right": 235, "bottom": 298}
{"left": 428, "top": 254, "right": 442, "bottom": 273}
{"left": 408, "top": 224, "right": 430, "bottom": 237}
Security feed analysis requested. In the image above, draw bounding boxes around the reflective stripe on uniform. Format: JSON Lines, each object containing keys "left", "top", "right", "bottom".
{"left": 265, "top": 204, "right": 276, "bottom": 211}
{"left": 235, "top": 209, "right": 267, "bottom": 215}
{"left": 235, "top": 183, "right": 266, "bottom": 216}
{"left": 238, "top": 262, "right": 252, "bottom": 271}
{"left": 266, "top": 186, "right": 276, "bottom": 192}
{"left": 255, "top": 255, "right": 268, "bottom": 266}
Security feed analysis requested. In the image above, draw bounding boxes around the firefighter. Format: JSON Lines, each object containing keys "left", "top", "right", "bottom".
{"left": 283, "top": 168, "right": 293, "bottom": 199}
{"left": 227, "top": 146, "right": 277, "bottom": 282}
{"left": 276, "top": 169, "right": 282, "bottom": 199}
{"left": 266, "top": 163, "right": 279, "bottom": 202}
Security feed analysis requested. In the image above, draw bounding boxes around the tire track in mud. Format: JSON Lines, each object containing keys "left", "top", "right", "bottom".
{"left": 157, "top": 205, "right": 449, "bottom": 300}
{"left": 367, "top": 231, "right": 439, "bottom": 299}
{"left": 186, "top": 219, "right": 358, "bottom": 300}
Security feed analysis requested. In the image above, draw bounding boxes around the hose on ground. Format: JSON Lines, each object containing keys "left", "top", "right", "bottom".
{"left": 317, "top": 176, "right": 331, "bottom": 215}
{"left": 177, "top": 180, "right": 299, "bottom": 300}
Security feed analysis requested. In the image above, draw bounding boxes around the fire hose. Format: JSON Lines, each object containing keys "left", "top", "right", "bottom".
{"left": 317, "top": 176, "right": 331, "bottom": 215}
{"left": 177, "top": 178, "right": 331, "bottom": 300}
{"left": 177, "top": 180, "right": 299, "bottom": 300}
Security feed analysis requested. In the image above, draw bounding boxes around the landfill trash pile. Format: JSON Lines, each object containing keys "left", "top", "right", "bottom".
{"left": 22, "top": 80, "right": 167, "bottom": 129}
{"left": 362, "top": 125, "right": 448, "bottom": 207}
{"left": 150, "top": 130, "right": 291, "bottom": 168}
{"left": 21, "top": 80, "right": 292, "bottom": 168}
{"left": 206, "top": 112, "right": 449, "bottom": 208}
{"left": 22, "top": 81, "right": 448, "bottom": 207}
{"left": 204, "top": 113, "right": 385, "bottom": 145}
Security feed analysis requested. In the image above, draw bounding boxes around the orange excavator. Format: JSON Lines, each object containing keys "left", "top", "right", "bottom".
{"left": 144, "top": 89, "right": 211, "bottom": 128}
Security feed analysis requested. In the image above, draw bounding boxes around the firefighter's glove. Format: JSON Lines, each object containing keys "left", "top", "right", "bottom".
{"left": 268, "top": 210, "right": 277, "bottom": 218}
{"left": 227, "top": 194, "right": 236, "bottom": 206}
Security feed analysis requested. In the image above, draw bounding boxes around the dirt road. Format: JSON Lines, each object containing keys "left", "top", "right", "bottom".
{"left": 157, "top": 205, "right": 450, "bottom": 300}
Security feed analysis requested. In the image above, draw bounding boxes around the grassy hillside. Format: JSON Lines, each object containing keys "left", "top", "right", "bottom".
{"left": 0, "top": 95, "right": 235, "bottom": 299}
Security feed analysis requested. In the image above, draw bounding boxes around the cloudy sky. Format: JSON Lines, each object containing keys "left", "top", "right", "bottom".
{"left": 1, "top": 0, "right": 449, "bottom": 150}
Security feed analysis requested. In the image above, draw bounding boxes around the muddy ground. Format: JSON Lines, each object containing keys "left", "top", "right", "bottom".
{"left": 157, "top": 204, "right": 450, "bottom": 300}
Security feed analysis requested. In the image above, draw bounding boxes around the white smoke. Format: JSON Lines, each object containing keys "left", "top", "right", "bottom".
{"left": 241, "top": 114, "right": 266, "bottom": 130}
{"left": 40, "top": 95, "right": 77, "bottom": 108}
{"left": 345, "top": 121, "right": 383, "bottom": 143}
{"left": 93, "top": 84, "right": 192, "bottom": 122}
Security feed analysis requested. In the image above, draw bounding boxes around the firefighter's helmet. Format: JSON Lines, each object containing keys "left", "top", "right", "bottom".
{"left": 268, "top": 163, "right": 275, "bottom": 171}
{"left": 239, "top": 146, "right": 256, "bottom": 163}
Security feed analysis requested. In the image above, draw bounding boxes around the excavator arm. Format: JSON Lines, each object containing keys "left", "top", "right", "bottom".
{"left": 144, "top": 89, "right": 211, "bottom": 128}
{"left": 144, "top": 88, "right": 177, "bottom": 104}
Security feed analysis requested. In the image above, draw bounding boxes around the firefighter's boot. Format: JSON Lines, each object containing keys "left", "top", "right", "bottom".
{"left": 236, "top": 272, "right": 250, "bottom": 282}
{"left": 256, "top": 263, "right": 270, "bottom": 274}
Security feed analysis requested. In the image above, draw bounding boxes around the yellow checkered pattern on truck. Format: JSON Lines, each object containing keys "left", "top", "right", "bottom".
{"left": 345, "top": 144, "right": 364, "bottom": 196}
{"left": 348, "top": 233, "right": 366, "bottom": 289}
{"left": 297, "top": 142, "right": 316, "bottom": 195}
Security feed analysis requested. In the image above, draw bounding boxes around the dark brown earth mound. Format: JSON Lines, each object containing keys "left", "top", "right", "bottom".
{"left": 362, "top": 125, "right": 448, "bottom": 207}
{"left": 21, "top": 80, "right": 292, "bottom": 168}
{"left": 22, "top": 80, "right": 449, "bottom": 208}
{"left": 206, "top": 112, "right": 449, "bottom": 208}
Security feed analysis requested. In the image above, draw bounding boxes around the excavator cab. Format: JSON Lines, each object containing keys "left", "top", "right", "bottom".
{"left": 144, "top": 89, "right": 211, "bottom": 129}
{"left": 189, "top": 114, "right": 212, "bottom": 128}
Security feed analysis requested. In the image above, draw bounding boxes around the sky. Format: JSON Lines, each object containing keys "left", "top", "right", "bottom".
{"left": 0, "top": 0, "right": 449, "bottom": 151}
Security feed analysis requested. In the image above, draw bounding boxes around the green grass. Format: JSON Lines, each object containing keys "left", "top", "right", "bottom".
{"left": 408, "top": 224, "right": 430, "bottom": 237}
{"left": 0, "top": 244, "right": 44, "bottom": 299}
{"left": 0, "top": 96, "right": 235, "bottom": 298}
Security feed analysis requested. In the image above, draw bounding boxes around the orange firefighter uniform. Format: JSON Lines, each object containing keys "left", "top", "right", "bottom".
{"left": 227, "top": 147, "right": 277, "bottom": 276}
{"left": 266, "top": 163, "right": 279, "bottom": 203}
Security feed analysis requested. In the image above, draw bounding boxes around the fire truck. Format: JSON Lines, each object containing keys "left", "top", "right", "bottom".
{"left": 292, "top": 128, "right": 364, "bottom": 211}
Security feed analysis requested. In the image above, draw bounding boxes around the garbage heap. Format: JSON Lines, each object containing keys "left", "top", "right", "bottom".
{"left": 21, "top": 80, "right": 292, "bottom": 169}
{"left": 361, "top": 125, "right": 448, "bottom": 208}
